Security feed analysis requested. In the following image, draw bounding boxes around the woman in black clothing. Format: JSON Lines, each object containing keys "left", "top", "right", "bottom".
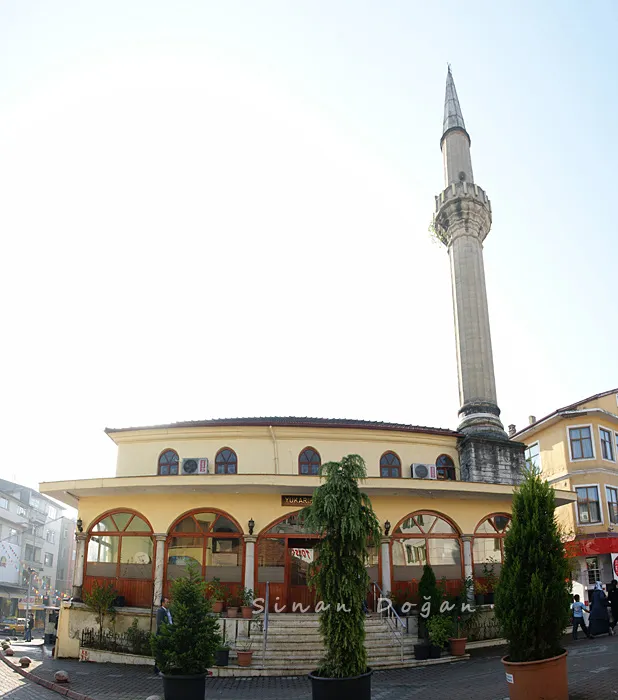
{"left": 589, "top": 582, "right": 612, "bottom": 636}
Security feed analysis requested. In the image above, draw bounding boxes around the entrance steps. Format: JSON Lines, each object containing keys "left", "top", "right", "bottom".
{"left": 212, "top": 613, "right": 459, "bottom": 677}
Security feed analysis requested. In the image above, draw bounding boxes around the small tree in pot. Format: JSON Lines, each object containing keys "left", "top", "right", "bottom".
{"left": 494, "top": 469, "right": 571, "bottom": 700}
{"left": 414, "top": 564, "right": 442, "bottom": 659}
{"left": 151, "top": 562, "right": 222, "bottom": 700}
{"left": 301, "top": 454, "right": 381, "bottom": 700}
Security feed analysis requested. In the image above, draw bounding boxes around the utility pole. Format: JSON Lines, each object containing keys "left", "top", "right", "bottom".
{"left": 24, "top": 568, "right": 33, "bottom": 640}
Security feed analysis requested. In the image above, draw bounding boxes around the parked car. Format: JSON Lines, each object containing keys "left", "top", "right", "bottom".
{"left": 0, "top": 617, "right": 26, "bottom": 633}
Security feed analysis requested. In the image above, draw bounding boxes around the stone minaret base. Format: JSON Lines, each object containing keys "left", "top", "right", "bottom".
{"left": 457, "top": 433, "right": 525, "bottom": 485}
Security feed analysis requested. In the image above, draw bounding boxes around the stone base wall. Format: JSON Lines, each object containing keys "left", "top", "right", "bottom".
{"left": 458, "top": 434, "right": 525, "bottom": 485}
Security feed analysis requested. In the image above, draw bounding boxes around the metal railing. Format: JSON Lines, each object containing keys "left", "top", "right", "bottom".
{"left": 371, "top": 581, "right": 405, "bottom": 662}
{"left": 262, "top": 582, "right": 269, "bottom": 669}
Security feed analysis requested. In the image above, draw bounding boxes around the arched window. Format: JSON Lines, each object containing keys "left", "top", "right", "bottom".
{"left": 165, "top": 510, "right": 243, "bottom": 598}
{"left": 215, "top": 448, "right": 238, "bottom": 475}
{"left": 85, "top": 510, "right": 154, "bottom": 608}
{"left": 391, "top": 511, "right": 462, "bottom": 598}
{"left": 473, "top": 513, "right": 511, "bottom": 578}
{"left": 299, "top": 448, "right": 321, "bottom": 475}
{"left": 380, "top": 451, "right": 401, "bottom": 478}
{"left": 158, "top": 449, "right": 179, "bottom": 476}
{"left": 436, "top": 454, "right": 456, "bottom": 481}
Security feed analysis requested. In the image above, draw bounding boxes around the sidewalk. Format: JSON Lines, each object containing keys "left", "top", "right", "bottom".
{"left": 2, "top": 633, "right": 618, "bottom": 699}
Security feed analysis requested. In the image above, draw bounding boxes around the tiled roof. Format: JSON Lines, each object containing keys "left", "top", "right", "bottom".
{"left": 105, "top": 416, "right": 461, "bottom": 438}
{"left": 513, "top": 387, "right": 618, "bottom": 438}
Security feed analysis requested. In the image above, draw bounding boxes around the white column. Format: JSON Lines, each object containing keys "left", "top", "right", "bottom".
{"left": 244, "top": 536, "right": 257, "bottom": 592}
{"left": 72, "top": 533, "right": 87, "bottom": 600}
{"left": 153, "top": 535, "right": 166, "bottom": 607}
{"left": 380, "top": 537, "right": 392, "bottom": 595}
{"left": 462, "top": 536, "right": 474, "bottom": 602}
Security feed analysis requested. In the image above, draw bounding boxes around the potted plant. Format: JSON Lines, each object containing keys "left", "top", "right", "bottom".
{"left": 301, "top": 454, "right": 381, "bottom": 700}
{"left": 427, "top": 615, "right": 452, "bottom": 659}
{"left": 240, "top": 588, "right": 254, "bottom": 619}
{"left": 205, "top": 578, "right": 226, "bottom": 614}
{"left": 474, "top": 579, "right": 487, "bottom": 606}
{"left": 226, "top": 594, "right": 240, "bottom": 619}
{"left": 151, "top": 562, "right": 222, "bottom": 700}
{"left": 494, "top": 469, "right": 571, "bottom": 700}
{"left": 235, "top": 637, "right": 254, "bottom": 667}
{"left": 215, "top": 638, "right": 231, "bottom": 667}
{"left": 414, "top": 564, "right": 442, "bottom": 659}
{"left": 448, "top": 577, "right": 476, "bottom": 656}
{"left": 483, "top": 559, "right": 498, "bottom": 605}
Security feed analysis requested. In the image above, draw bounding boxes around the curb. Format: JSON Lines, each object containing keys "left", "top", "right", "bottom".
{"left": 0, "top": 651, "right": 96, "bottom": 700}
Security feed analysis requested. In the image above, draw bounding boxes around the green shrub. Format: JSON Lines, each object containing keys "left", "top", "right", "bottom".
{"left": 494, "top": 469, "right": 571, "bottom": 662}
{"left": 150, "top": 562, "right": 222, "bottom": 675}
{"left": 427, "top": 615, "right": 453, "bottom": 648}
{"left": 83, "top": 581, "right": 117, "bottom": 644}
{"left": 418, "top": 564, "right": 442, "bottom": 640}
{"left": 301, "top": 454, "right": 381, "bottom": 678}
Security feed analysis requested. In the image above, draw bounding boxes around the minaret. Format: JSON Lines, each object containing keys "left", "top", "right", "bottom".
{"left": 434, "top": 67, "right": 524, "bottom": 483}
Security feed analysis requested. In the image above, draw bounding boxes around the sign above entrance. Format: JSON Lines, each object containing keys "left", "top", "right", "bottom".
{"left": 612, "top": 553, "right": 618, "bottom": 582}
{"left": 281, "top": 495, "right": 313, "bottom": 507}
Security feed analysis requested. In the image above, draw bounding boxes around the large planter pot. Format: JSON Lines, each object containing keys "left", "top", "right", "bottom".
{"left": 241, "top": 606, "right": 253, "bottom": 620}
{"left": 449, "top": 637, "right": 467, "bottom": 656}
{"left": 212, "top": 600, "right": 224, "bottom": 614}
{"left": 227, "top": 606, "right": 239, "bottom": 619}
{"left": 215, "top": 649, "right": 230, "bottom": 667}
{"left": 485, "top": 592, "right": 495, "bottom": 605}
{"left": 475, "top": 593, "right": 485, "bottom": 606}
{"left": 501, "top": 650, "right": 568, "bottom": 700}
{"left": 413, "top": 643, "right": 430, "bottom": 660}
{"left": 161, "top": 673, "right": 206, "bottom": 700}
{"left": 236, "top": 650, "right": 254, "bottom": 667}
{"left": 429, "top": 645, "right": 442, "bottom": 659}
{"left": 308, "top": 668, "right": 372, "bottom": 700}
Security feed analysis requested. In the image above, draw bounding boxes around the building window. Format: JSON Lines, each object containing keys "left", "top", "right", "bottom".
{"left": 158, "top": 449, "right": 179, "bottom": 476}
{"left": 48, "top": 506, "right": 57, "bottom": 519}
{"left": 380, "top": 452, "right": 401, "bottom": 478}
{"left": 86, "top": 510, "right": 154, "bottom": 608}
{"left": 299, "top": 448, "right": 321, "bottom": 475}
{"left": 436, "top": 455, "right": 456, "bottom": 480}
{"left": 0, "top": 497, "right": 7, "bottom": 509}
{"left": 215, "top": 448, "right": 238, "bottom": 474}
{"left": 607, "top": 487, "right": 618, "bottom": 525}
{"left": 44, "top": 552, "right": 54, "bottom": 567}
{"left": 569, "top": 427, "right": 594, "bottom": 460}
{"left": 8, "top": 528, "right": 18, "bottom": 544}
{"left": 524, "top": 442, "right": 541, "bottom": 471}
{"left": 473, "top": 513, "right": 511, "bottom": 577}
{"left": 586, "top": 556, "right": 601, "bottom": 585}
{"left": 17, "top": 505, "right": 26, "bottom": 517}
{"left": 30, "top": 497, "right": 40, "bottom": 510}
{"left": 600, "top": 428, "right": 615, "bottom": 461}
{"left": 46, "top": 530, "right": 55, "bottom": 544}
{"left": 576, "top": 486, "right": 601, "bottom": 524}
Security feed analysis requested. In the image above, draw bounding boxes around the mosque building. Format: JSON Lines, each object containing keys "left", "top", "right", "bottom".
{"left": 40, "top": 69, "right": 574, "bottom": 653}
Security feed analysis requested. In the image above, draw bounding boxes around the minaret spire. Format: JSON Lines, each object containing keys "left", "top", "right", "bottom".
{"left": 442, "top": 65, "right": 466, "bottom": 136}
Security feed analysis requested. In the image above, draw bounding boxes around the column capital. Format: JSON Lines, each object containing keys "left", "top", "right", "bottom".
{"left": 462, "top": 534, "right": 474, "bottom": 543}
{"left": 243, "top": 535, "right": 257, "bottom": 544}
{"left": 76, "top": 533, "right": 88, "bottom": 542}
{"left": 380, "top": 536, "right": 391, "bottom": 545}
{"left": 154, "top": 534, "right": 167, "bottom": 542}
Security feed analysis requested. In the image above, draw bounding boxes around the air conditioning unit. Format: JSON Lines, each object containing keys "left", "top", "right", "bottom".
{"left": 181, "top": 458, "right": 209, "bottom": 475}
{"left": 411, "top": 463, "right": 437, "bottom": 480}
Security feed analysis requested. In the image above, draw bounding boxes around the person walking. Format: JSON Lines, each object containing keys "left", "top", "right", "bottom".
{"left": 571, "top": 594, "right": 591, "bottom": 640}
{"left": 24, "top": 613, "right": 34, "bottom": 642}
{"left": 589, "top": 582, "right": 612, "bottom": 636}
{"left": 608, "top": 581, "right": 618, "bottom": 632}
{"left": 153, "top": 597, "right": 172, "bottom": 675}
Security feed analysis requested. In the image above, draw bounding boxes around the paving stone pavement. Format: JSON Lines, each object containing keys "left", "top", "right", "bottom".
{"left": 2, "top": 634, "right": 618, "bottom": 699}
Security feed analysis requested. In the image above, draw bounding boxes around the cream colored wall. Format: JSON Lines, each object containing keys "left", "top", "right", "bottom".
{"left": 112, "top": 426, "right": 459, "bottom": 480}
{"left": 77, "top": 491, "right": 510, "bottom": 538}
{"left": 578, "top": 394, "right": 618, "bottom": 415}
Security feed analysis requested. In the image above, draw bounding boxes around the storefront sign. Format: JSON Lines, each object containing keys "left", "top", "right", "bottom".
{"left": 611, "top": 553, "right": 618, "bottom": 582}
{"left": 281, "top": 495, "right": 313, "bottom": 506}
{"left": 290, "top": 548, "right": 314, "bottom": 564}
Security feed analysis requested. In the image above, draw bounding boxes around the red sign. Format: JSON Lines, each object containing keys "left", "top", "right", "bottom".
{"left": 565, "top": 537, "right": 618, "bottom": 557}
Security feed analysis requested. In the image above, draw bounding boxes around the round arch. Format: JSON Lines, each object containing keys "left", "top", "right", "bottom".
{"left": 473, "top": 512, "right": 511, "bottom": 580}
{"left": 390, "top": 510, "right": 463, "bottom": 600}
{"left": 84, "top": 508, "right": 155, "bottom": 608}
{"left": 158, "top": 449, "right": 179, "bottom": 476}
{"left": 164, "top": 508, "right": 244, "bottom": 601}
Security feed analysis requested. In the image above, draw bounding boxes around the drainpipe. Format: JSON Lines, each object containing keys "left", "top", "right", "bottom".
{"left": 269, "top": 426, "right": 279, "bottom": 474}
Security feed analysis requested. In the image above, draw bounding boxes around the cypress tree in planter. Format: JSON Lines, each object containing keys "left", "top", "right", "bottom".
{"left": 301, "top": 454, "right": 381, "bottom": 700}
{"left": 494, "top": 469, "right": 571, "bottom": 700}
{"left": 151, "top": 563, "right": 222, "bottom": 700}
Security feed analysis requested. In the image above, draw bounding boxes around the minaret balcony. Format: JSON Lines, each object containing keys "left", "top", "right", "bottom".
{"left": 433, "top": 181, "right": 492, "bottom": 246}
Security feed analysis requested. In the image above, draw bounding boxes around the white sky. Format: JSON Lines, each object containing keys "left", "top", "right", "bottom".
{"left": 0, "top": 1, "right": 615, "bottom": 489}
